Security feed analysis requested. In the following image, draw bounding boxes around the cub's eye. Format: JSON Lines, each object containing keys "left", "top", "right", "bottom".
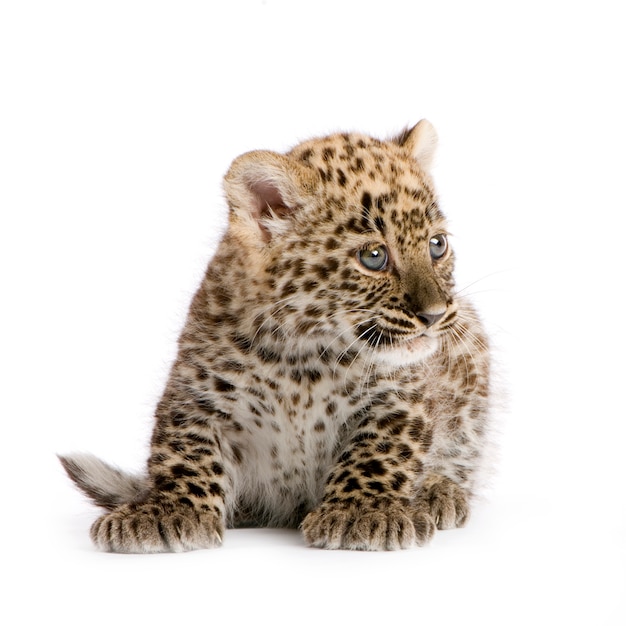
{"left": 429, "top": 234, "right": 448, "bottom": 260}
{"left": 357, "top": 245, "right": 389, "bottom": 271}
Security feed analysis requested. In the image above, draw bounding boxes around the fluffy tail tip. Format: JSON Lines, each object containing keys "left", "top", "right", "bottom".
{"left": 58, "top": 452, "right": 148, "bottom": 511}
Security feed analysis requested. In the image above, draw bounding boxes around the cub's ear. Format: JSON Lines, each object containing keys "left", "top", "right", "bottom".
{"left": 394, "top": 119, "right": 438, "bottom": 171}
{"left": 223, "top": 151, "right": 319, "bottom": 243}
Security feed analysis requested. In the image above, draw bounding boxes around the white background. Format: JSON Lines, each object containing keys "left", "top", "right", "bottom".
{"left": 1, "top": 1, "right": 625, "bottom": 624}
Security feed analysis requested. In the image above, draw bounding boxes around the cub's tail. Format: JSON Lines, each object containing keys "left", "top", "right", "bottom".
{"left": 58, "top": 453, "right": 149, "bottom": 511}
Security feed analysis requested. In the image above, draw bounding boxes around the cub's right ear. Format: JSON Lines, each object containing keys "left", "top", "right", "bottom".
{"left": 223, "top": 151, "right": 319, "bottom": 244}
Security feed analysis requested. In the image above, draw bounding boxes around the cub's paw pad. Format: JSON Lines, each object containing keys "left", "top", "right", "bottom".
{"left": 419, "top": 477, "right": 470, "bottom": 530}
{"left": 302, "top": 502, "right": 417, "bottom": 551}
{"left": 90, "top": 502, "right": 223, "bottom": 553}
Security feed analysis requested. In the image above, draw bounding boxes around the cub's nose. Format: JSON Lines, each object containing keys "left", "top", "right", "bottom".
{"left": 416, "top": 310, "right": 445, "bottom": 328}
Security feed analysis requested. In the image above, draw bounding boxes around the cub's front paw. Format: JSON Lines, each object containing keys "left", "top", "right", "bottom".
{"left": 302, "top": 501, "right": 434, "bottom": 551}
{"left": 90, "top": 501, "right": 224, "bottom": 553}
{"left": 419, "top": 476, "right": 470, "bottom": 530}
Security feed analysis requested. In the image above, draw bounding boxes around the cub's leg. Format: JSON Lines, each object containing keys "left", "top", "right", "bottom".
{"left": 414, "top": 379, "right": 491, "bottom": 531}
{"left": 302, "top": 409, "right": 436, "bottom": 550}
{"left": 91, "top": 384, "right": 231, "bottom": 553}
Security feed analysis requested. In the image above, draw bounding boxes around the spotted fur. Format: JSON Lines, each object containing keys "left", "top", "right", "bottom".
{"left": 60, "top": 120, "right": 491, "bottom": 552}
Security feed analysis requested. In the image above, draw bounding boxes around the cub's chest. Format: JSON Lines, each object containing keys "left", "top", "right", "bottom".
{"left": 238, "top": 370, "right": 360, "bottom": 436}
{"left": 210, "top": 365, "right": 365, "bottom": 459}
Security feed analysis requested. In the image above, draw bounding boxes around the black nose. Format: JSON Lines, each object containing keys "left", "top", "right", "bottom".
{"left": 416, "top": 311, "right": 445, "bottom": 328}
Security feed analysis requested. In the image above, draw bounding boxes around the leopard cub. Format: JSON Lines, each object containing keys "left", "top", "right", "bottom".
{"left": 60, "top": 119, "right": 491, "bottom": 552}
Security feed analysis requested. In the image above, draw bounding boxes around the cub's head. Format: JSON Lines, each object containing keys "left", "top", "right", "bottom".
{"left": 223, "top": 120, "right": 458, "bottom": 365}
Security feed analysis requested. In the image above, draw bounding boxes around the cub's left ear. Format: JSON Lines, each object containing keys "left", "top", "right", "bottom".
{"left": 394, "top": 119, "right": 438, "bottom": 171}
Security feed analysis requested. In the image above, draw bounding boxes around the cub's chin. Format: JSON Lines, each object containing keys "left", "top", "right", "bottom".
{"left": 373, "top": 335, "right": 439, "bottom": 367}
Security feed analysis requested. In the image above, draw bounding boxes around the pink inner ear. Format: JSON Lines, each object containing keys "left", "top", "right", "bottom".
{"left": 249, "top": 180, "right": 291, "bottom": 220}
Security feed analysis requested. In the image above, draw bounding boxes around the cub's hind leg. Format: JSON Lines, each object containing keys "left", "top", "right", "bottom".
{"left": 90, "top": 388, "right": 232, "bottom": 553}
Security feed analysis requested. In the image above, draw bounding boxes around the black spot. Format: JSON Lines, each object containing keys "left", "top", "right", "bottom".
{"left": 339, "top": 281, "right": 359, "bottom": 292}
{"left": 290, "top": 370, "right": 302, "bottom": 384}
{"left": 194, "top": 366, "right": 209, "bottom": 381}
{"left": 230, "top": 444, "right": 243, "bottom": 464}
{"left": 377, "top": 410, "right": 409, "bottom": 430}
{"left": 343, "top": 477, "right": 362, "bottom": 493}
{"left": 154, "top": 474, "right": 177, "bottom": 492}
{"left": 168, "top": 440, "right": 186, "bottom": 453}
{"left": 313, "top": 264, "right": 332, "bottom": 280}
{"left": 391, "top": 472, "right": 408, "bottom": 491}
{"left": 305, "top": 304, "right": 324, "bottom": 318}
{"left": 346, "top": 216, "right": 367, "bottom": 234}
{"left": 299, "top": 148, "right": 314, "bottom": 162}
{"left": 214, "top": 376, "right": 235, "bottom": 393}
{"left": 338, "top": 450, "right": 353, "bottom": 464}
{"left": 356, "top": 459, "right": 387, "bottom": 477}
{"left": 178, "top": 497, "right": 194, "bottom": 507}
{"left": 421, "top": 427, "right": 434, "bottom": 450}
{"left": 213, "top": 284, "right": 232, "bottom": 307}
{"left": 376, "top": 441, "right": 392, "bottom": 454}
{"left": 397, "top": 444, "right": 413, "bottom": 461}
{"left": 366, "top": 481, "right": 386, "bottom": 493}
{"left": 195, "top": 397, "right": 217, "bottom": 414}
{"left": 232, "top": 333, "right": 253, "bottom": 353}
{"left": 187, "top": 482, "right": 207, "bottom": 498}
{"left": 222, "top": 359, "right": 245, "bottom": 372}
{"left": 184, "top": 432, "right": 213, "bottom": 445}
{"left": 408, "top": 417, "right": 425, "bottom": 441}
{"left": 304, "top": 369, "right": 322, "bottom": 384}
{"left": 257, "top": 347, "right": 281, "bottom": 363}
{"left": 171, "top": 464, "right": 199, "bottom": 478}
{"left": 333, "top": 470, "right": 350, "bottom": 485}
{"left": 150, "top": 452, "right": 169, "bottom": 465}
{"left": 211, "top": 462, "right": 224, "bottom": 475}
{"left": 170, "top": 411, "right": 187, "bottom": 427}
{"left": 352, "top": 431, "right": 377, "bottom": 443}
{"left": 337, "top": 168, "right": 347, "bottom": 186}
{"left": 208, "top": 482, "right": 225, "bottom": 498}
{"left": 374, "top": 216, "right": 386, "bottom": 235}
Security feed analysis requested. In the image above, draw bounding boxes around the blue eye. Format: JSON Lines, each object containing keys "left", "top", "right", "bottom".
{"left": 429, "top": 234, "right": 448, "bottom": 260}
{"left": 358, "top": 246, "right": 389, "bottom": 271}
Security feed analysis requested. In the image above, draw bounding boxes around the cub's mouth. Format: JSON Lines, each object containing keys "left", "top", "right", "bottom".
{"left": 353, "top": 321, "right": 439, "bottom": 364}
